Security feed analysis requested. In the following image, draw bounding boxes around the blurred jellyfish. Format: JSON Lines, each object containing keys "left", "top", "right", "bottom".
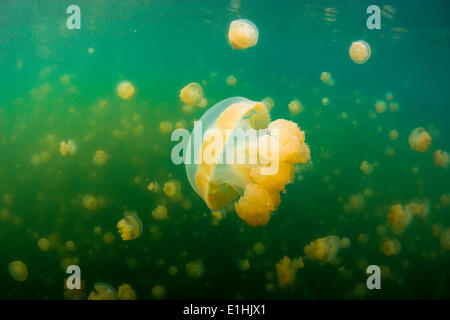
{"left": 387, "top": 204, "right": 412, "bottom": 234}
{"left": 59, "top": 139, "right": 77, "bottom": 156}
{"left": 180, "top": 82, "right": 204, "bottom": 106}
{"left": 103, "top": 232, "right": 115, "bottom": 244}
{"left": 163, "top": 180, "right": 181, "bottom": 198}
{"left": 262, "top": 97, "right": 274, "bottom": 110}
{"left": 408, "top": 127, "right": 432, "bottom": 152}
{"left": 409, "top": 199, "right": 430, "bottom": 218}
{"left": 304, "top": 236, "right": 349, "bottom": 263}
{"left": 65, "top": 241, "right": 76, "bottom": 252}
{"left": 88, "top": 282, "right": 118, "bottom": 300}
{"left": 349, "top": 40, "right": 371, "bottom": 64}
{"left": 228, "top": 19, "right": 258, "bottom": 50}
{"left": 184, "top": 97, "right": 310, "bottom": 227}
{"left": 38, "top": 238, "right": 51, "bottom": 252}
{"left": 275, "top": 256, "right": 302, "bottom": 288}
{"left": 381, "top": 239, "right": 401, "bottom": 256}
{"left": 252, "top": 242, "right": 266, "bottom": 255}
{"left": 82, "top": 194, "right": 97, "bottom": 211}
{"left": 345, "top": 193, "right": 365, "bottom": 211}
{"left": 238, "top": 259, "right": 250, "bottom": 271}
{"left": 226, "top": 75, "right": 237, "bottom": 86}
{"left": 389, "top": 102, "right": 399, "bottom": 112}
{"left": 93, "top": 150, "right": 108, "bottom": 166}
{"left": 117, "top": 81, "right": 135, "bottom": 100}
{"left": 440, "top": 228, "right": 450, "bottom": 250}
{"left": 320, "top": 72, "right": 334, "bottom": 86}
{"left": 321, "top": 97, "right": 330, "bottom": 106}
{"left": 389, "top": 129, "right": 399, "bottom": 141}
{"left": 88, "top": 47, "right": 95, "bottom": 55}
{"left": 385, "top": 91, "right": 394, "bottom": 101}
{"left": 211, "top": 210, "right": 226, "bottom": 225}
{"left": 186, "top": 259, "right": 205, "bottom": 279}
{"left": 117, "top": 210, "right": 143, "bottom": 241}
{"left": 152, "top": 205, "right": 168, "bottom": 220}
{"left": 198, "top": 98, "right": 208, "bottom": 108}
{"left": 159, "top": 121, "right": 174, "bottom": 135}
{"left": 182, "top": 104, "right": 194, "bottom": 115}
{"left": 360, "top": 161, "right": 374, "bottom": 175}
{"left": 288, "top": 99, "right": 303, "bottom": 116}
{"left": 433, "top": 150, "right": 449, "bottom": 168}
{"left": 147, "top": 181, "right": 160, "bottom": 193}
{"left": 375, "top": 100, "right": 387, "bottom": 114}
{"left": 440, "top": 194, "right": 450, "bottom": 207}
{"left": 9, "top": 261, "right": 28, "bottom": 282}
{"left": 385, "top": 147, "right": 395, "bottom": 157}
{"left": 151, "top": 285, "right": 167, "bottom": 300}
{"left": 118, "top": 284, "right": 137, "bottom": 300}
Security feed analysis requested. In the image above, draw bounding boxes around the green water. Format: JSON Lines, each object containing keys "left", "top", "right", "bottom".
{"left": 0, "top": 0, "right": 449, "bottom": 299}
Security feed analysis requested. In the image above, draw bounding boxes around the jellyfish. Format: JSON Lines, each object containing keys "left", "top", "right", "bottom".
{"left": 179, "top": 82, "right": 204, "bottom": 106}
{"left": 88, "top": 47, "right": 95, "bottom": 55}
{"left": 226, "top": 75, "right": 237, "bottom": 86}
{"left": 186, "top": 259, "right": 205, "bottom": 279}
{"left": 381, "top": 239, "right": 401, "bottom": 256}
{"left": 152, "top": 205, "right": 168, "bottom": 220}
{"left": 88, "top": 282, "right": 118, "bottom": 300}
{"left": 117, "top": 81, "right": 135, "bottom": 100}
{"left": 65, "top": 241, "right": 76, "bottom": 252}
{"left": 93, "top": 150, "right": 108, "bottom": 166}
{"left": 151, "top": 285, "right": 167, "bottom": 300}
{"left": 117, "top": 210, "right": 143, "bottom": 240}
{"left": 349, "top": 40, "right": 371, "bottom": 64}
{"left": 360, "top": 161, "right": 374, "bottom": 175}
{"left": 262, "top": 97, "right": 274, "bottom": 110}
{"left": 385, "top": 91, "right": 394, "bottom": 101}
{"left": 275, "top": 256, "right": 300, "bottom": 288}
{"left": 304, "top": 235, "right": 349, "bottom": 263}
{"left": 198, "top": 98, "right": 208, "bottom": 108}
{"left": 320, "top": 72, "right": 334, "bottom": 86}
{"left": 288, "top": 99, "right": 303, "bottom": 116}
{"left": 59, "top": 139, "right": 77, "bottom": 156}
{"left": 389, "top": 129, "right": 399, "bottom": 141}
{"left": 441, "top": 194, "right": 450, "bottom": 207}
{"left": 375, "top": 100, "right": 387, "bottom": 113}
{"left": 252, "top": 242, "right": 266, "bottom": 255}
{"left": 433, "top": 150, "right": 449, "bottom": 168}
{"left": 103, "top": 232, "right": 115, "bottom": 244}
{"left": 389, "top": 102, "right": 399, "bottom": 112}
{"left": 163, "top": 180, "right": 181, "bottom": 198}
{"left": 409, "top": 199, "right": 430, "bottom": 218}
{"left": 228, "top": 19, "right": 258, "bottom": 50}
{"left": 9, "top": 261, "right": 28, "bottom": 282}
{"left": 387, "top": 204, "right": 412, "bottom": 234}
{"left": 440, "top": 228, "right": 450, "bottom": 250}
{"left": 321, "top": 97, "right": 330, "bottom": 106}
{"left": 159, "top": 121, "right": 174, "bottom": 135}
{"left": 147, "top": 181, "right": 160, "bottom": 192}
{"left": 238, "top": 259, "right": 250, "bottom": 271}
{"left": 184, "top": 97, "right": 310, "bottom": 227}
{"left": 82, "top": 194, "right": 97, "bottom": 211}
{"left": 38, "top": 238, "right": 51, "bottom": 252}
{"left": 118, "top": 284, "right": 137, "bottom": 300}
{"left": 408, "top": 127, "right": 432, "bottom": 152}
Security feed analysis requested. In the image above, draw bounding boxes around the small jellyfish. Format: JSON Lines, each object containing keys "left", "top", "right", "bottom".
{"left": 360, "top": 161, "right": 374, "bottom": 175}
{"left": 440, "top": 194, "right": 450, "bottom": 207}
{"left": 320, "top": 72, "right": 334, "bottom": 86}
{"left": 275, "top": 256, "right": 299, "bottom": 288}
{"left": 38, "top": 238, "right": 51, "bottom": 252}
{"left": 440, "top": 228, "right": 450, "bottom": 250}
{"left": 261, "top": 97, "right": 274, "bottom": 110}
{"left": 304, "top": 235, "right": 349, "bottom": 263}
{"left": 252, "top": 242, "right": 266, "bottom": 255}
{"left": 9, "top": 261, "right": 28, "bottom": 282}
{"left": 103, "top": 232, "right": 115, "bottom": 244}
{"left": 408, "top": 127, "right": 432, "bottom": 152}
{"left": 349, "top": 40, "right": 371, "bottom": 64}
{"left": 152, "top": 205, "right": 168, "bottom": 220}
{"left": 186, "top": 259, "right": 205, "bottom": 279}
{"left": 82, "top": 194, "right": 97, "bottom": 211}
{"left": 433, "top": 150, "right": 449, "bottom": 168}
{"left": 226, "top": 75, "right": 237, "bottom": 86}
{"left": 288, "top": 99, "right": 303, "bottom": 116}
{"left": 147, "top": 181, "right": 160, "bottom": 193}
{"left": 385, "top": 147, "right": 395, "bottom": 157}
{"left": 198, "top": 98, "right": 208, "bottom": 108}
{"left": 118, "top": 284, "right": 137, "bottom": 300}
{"left": 159, "top": 121, "right": 174, "bottom": 135}
{"left": 117, "top": 210, "right": 143, "bottom": 240}
{"left": 59, "top": 139, "right": 77, "bottom": 156}
{"left": 228, "top": 19, "right": 259, "bottom": 50}
{"left": 163, "top": 180, "right": 181, "bottom": 198}
{"left": 375, "top": 100, "right": 387, "bottom": 114}
{"left": 381, "top": 239, "right": 401, "bottom": 256}
{"left": 168, "top": 266, "right": 178, "bottom": 276}
{"left": 385, "top": 91, "right": 394, "bottom": 101}
{"left": 179, "top": 82, "right": 204, "bottom": 106}
{"left": 88, "top": 282, "right": 118, "bottom": 300}
{"left": 117, "top": 81, "right": 135, "bottom": 100}
{"left": 389, "top": 102, "right": 399, "bottom": 112}
{"left": 389, "top": 129, "right": 399, "bottom": 141}
{"left": 321, "top": 97, "right": 330, "bottom": 106}
{"left": 238, "top": 259, "right": 250, "bottom": 271}
{"left": 88, "top": 47, "right": 95, "bottom": 55}
{"left": 387, "top": 204, "right": 412, "bottom": 234}
{"left": 151, "top": 285, "right": 167, "bottom": 300}
{"left": 93, "top": 150, "right": 108, "bottom": 166}
{"left": 182, "top": 104, "right": 194, "bottom": 115}
{"left": 409, "top": 199, "right": 430, "bottom": 218}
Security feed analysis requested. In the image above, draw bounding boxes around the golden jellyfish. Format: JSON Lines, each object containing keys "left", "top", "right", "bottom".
{"left": 180, "top": 82, "right": 204, "bottom": 106}
{"left": 275, "top": 256, "right": 301, "bottom": 288}
{"left": 159, "top": 121, "right": 174, "bottom": 135}
{"left": 163, "top": 180, "right": 181, "bottom": 198}
{"left": 349, "top": 40, "right": 371, "bottom": 64}
{"left": 116, "top": 81, "right": 135, "bottom": 100}
{"left": 238, "top": 259, "right": 250, "bottom": 271}
{"left": 228, "top": 19, "right": 259, "bottom": 50}
{"left": 152, "top": 205, "right": 168, "bottom": 220}
{"left": 381, "top": 239, "right": 401, "bottom": 256}
{"left": 93, "top": 150, "right": 108, "bottom": 166}
{"left": 88, "top": 282, "right": 118, "bottom": 300}
{"left": 59, "top": 139, "right": 77, "bottom": 156}
{"left": 288, "top": 99, "right": 303, "bottom": 116}
{"left": 118, "top": 284, "right": 137, "bottom": 300}
{"left": 151, "top": 285, "right": 167, "bottom": 300}
{"left": 182, "top": 104, "right": 194, "bottom": 115}
{"left": 147, "top": 181, "right": 160, "bottom": 192}
{"left": 389, "top": 102, "right": 399, "bottom": 112}
{"left": 387, "top": 204, "right": 412, "bottom": 234}
{"left": 9, "top": 261, "right": 28, "bottom": 282}
{"left": 321, "top": 97, "right": 330, "bottom": 106}
{"left": 389, "top": 129, "right": 399, "bottom": 141}
{"left": 37, "top": 238, "right": 51, "bottom": 252}
{"left": 198, "top": 98, "right": 208, "bottom": 108}
{"left": 434, "top": 150, "right": 449, "bottom": 168}
{"left": 385, "top": 91, "right": 394, "bottom": 101}
{"left": 211, "top": 210, "right": 226, "bottom": 225}
{"left": 117, "top": 210, "right": 143, "bottom": 241}
{"left": 320, "top": 72, "right": 334, "bottom": 86}
{"left": 409, "top": 199, "right": 430, "bottom": 218}
{"left": 304, "top": 236, "right": 349, "bottom": 263}
{"left": 252, "top": 242, "right": 266, "bottom": 255}
{"left": 385, "top": 147, "right": 395, "bottom": 157}
{"left": 262, "top": 97, "right": 274, "bottom": 110}
{"left": 82, "top": 194, "right": 97, "bottom": 211}
{"left": 88, "top": 47, "right": 95, "bottom": 55}
{"left": 184, "top": 97, "right": 310, "bottom": 227}
{"left": 375, "top": 100, "right": 387, "bottom": 114}
{"left": 440, "top": 228, "right": 450, "bottom": 250}
{"left": 440, "top": 194, "right": 450, "bottom": 207}
{"left": 408, "top": 127, "right": 432, "bottom": 152}
{"left": 103, "top": 232, "right": 115, "bottom": 244}
{"left": 186, "top": 259, "right": 205, "bottom": 279}
{"left": 226, "top": 75, "right": 237, "bottom": 86}
{"left": 360, "top": 161, "right": 374, "bottom": 175}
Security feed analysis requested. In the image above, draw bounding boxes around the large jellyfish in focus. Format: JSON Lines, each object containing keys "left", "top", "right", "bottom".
{"left": 182, "top": 97, "right": 310, "bottom": 226}
{"left": 349, "top": 40, "right": 371, "bottom": 64}
{"left": 228, "top": 19, "right": 259, "bottom": 50}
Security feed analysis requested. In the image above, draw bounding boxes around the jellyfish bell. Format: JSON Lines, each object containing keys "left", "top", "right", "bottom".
{"left": 183, "top": 97, "right": 310, "bottom": 226}
{"left": 116, "top": 81, "right": 135, "bottom": 100}
{"left": 9, "top": 261, "right": 28, "bottom": 282}
{"left": 117, "top": 210, "right": 143, "bottom": 241}
{"left": 88, "top": 282, "right": 118, "bottom": 300}
{"left": 228, "top": 19, "right": 259, "bottom": 50}
{"left": 408, "top": 127, "right": 432, "bottom": 152}
{"left": 180, "top": 82, "right": 204, "bottom": 106}
{"left": 349, "top": 40, "right": 371, "bottom": 64}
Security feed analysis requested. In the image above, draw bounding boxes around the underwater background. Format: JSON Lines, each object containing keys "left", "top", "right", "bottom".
{"left": 0, "top": 0, "right": 449, "bottom": 299}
